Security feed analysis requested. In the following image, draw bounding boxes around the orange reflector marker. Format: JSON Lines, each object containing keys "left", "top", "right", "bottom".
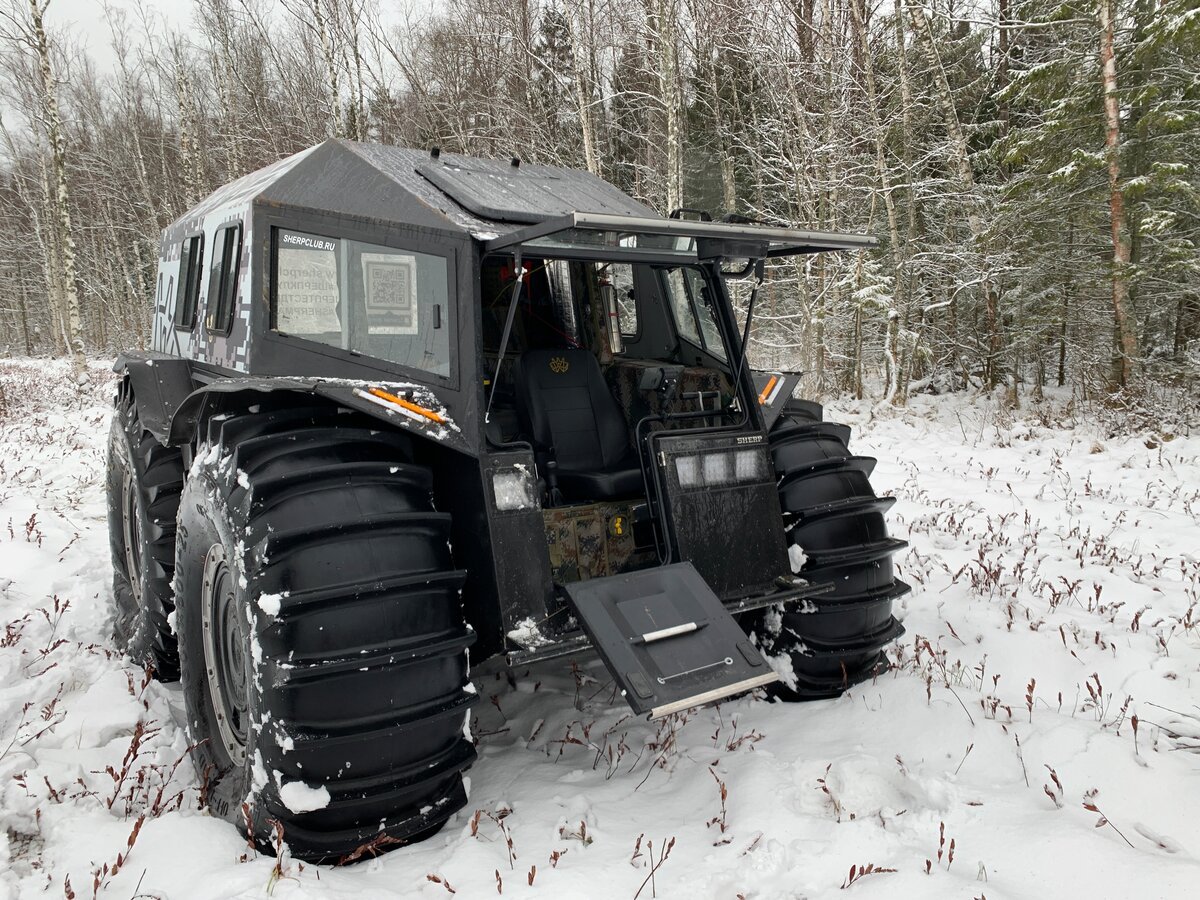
{"left": 757, "top": 375, "right": 778, "bottom": 405}
{"left": 367, "top": 387, "right": 447, "bottom": 424}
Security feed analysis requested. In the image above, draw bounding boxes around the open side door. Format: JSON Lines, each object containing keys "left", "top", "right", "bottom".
{"left": 563, "top": 563, "right": 778, "bottom": 719}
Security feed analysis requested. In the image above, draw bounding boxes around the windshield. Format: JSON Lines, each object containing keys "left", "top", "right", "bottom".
{"left": 480, "top": 255, "right": 731, "bottom": 366}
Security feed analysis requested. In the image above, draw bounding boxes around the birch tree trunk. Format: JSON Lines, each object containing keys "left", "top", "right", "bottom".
{"left": 172, "top": 41, "right": 201, "bottom": 208}
{"left": 706, "top": 50, "right": 737, "bottom": 212}
{"left": 30, "top": 0, "right": 85, "bottom": 374}
{"left": 348, "top": 0, "right": 368, "bottom": 141}
{"left": 565, "top": 1, "right": 599, "bottom": 175}
{"left": 850, "top": 0, "right": 904, "bottom": 401}
{"left": 32, "top": 143, "right": 66, "bottom": 353}
{"left": 908, "top": 2, "right": 1001, "bottom": 388}
{"left": 311, "top": 0, "right": 344, "bottom": 138}
{"left": 1099, "top": 0, "right": 1138, "bottom": 387}
{"left": 647, "top": 0, "right": 684, "bottom": 210}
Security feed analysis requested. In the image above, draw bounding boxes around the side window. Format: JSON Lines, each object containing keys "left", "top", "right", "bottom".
{"left": 273, "top": 228, "right": 452, "bottom": 379}
{"left": 662, "top": 267, "right": 726, "bottom": 361}
{"left": 174, "top": 234, "right": 204, "bottom": 329}
{"left": 603, "top": 262, "right": 638, "bottom": 338}
{"left": 665, "top": 269, "right": 701, "bottom": 345}
{"left": 206, "top": 224, "right": 243, "bottom": 335}
{"left": 685, "top": 268, "right": 724, "bottom": 358}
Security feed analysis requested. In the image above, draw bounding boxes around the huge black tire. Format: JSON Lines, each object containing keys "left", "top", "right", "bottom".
{"left": 106, "top": 386, "right": 184, "bottom": 680}
{"left": 753, "top": 400, "right": 909, "bottom": 699}
{"left": 174, "top": 406, "right": 476, "bottom": 863}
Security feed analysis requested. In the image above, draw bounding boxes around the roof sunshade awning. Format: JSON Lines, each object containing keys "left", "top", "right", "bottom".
{"left": 481, "top": 211, "right": 878, "bottom": 259}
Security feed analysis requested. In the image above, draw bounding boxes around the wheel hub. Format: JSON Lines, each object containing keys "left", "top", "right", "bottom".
{"left": 201, "top": 543, "right": 249, "bottom": 765}
{"left": 120, "top": 470, "right": 143, "bottom": 605}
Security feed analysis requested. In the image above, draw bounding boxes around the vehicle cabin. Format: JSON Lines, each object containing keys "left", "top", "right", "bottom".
{"left": 131, "top": 137, "right": 881, "bottom": 679}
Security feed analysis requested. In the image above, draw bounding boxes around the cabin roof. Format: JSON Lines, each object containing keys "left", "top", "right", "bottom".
{"left": 179, "top": 139, "right": 657, "bottom": 240}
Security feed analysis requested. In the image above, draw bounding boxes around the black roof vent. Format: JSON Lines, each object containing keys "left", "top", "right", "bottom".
{"left": 510, "top": 156, "right": 521, "bottom": 168}
{"left": 429, "top": 146, "right": 441, "bottom": 160}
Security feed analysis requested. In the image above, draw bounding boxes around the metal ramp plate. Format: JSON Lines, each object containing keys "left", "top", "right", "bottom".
{"left": 563, "top": 563, "right": 778, "bottom": 719}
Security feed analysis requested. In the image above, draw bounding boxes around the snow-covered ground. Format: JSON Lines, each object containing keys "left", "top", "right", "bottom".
{"left": 1, "top": 358, "right": 1198, "bottom": 899}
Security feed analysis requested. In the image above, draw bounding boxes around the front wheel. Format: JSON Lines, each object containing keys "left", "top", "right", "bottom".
{"left": 174, "top": 407, "right": 477, "bottom": 862}
{"left": 750, "top": 401, "right": 909, "bottom": 699}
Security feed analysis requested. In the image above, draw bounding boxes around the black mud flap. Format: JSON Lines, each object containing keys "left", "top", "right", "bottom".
{"left": 563, "top": 563, "right": 778, "bottom": 719}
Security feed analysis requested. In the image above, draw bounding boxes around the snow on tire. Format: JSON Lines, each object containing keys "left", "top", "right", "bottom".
{"left": 106, "top": 384, "right": 184, "bottom": 680}
{"left": 173, "top": 406, "right": 477, "bottom": 863}
{"left": 751, "top": 401, "right": 909, "bottom": 698}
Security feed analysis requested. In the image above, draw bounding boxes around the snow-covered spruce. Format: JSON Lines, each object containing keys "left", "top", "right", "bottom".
{"left": 172, "top": 404, "right": 477, "bottom": 862}
{"left": 746, "top": 400, "right": 908, "bottom": 698}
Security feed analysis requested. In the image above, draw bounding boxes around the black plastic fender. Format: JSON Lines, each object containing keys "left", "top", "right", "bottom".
{"left": 166, "top": 376, "right": 473, "bottom": 455}
{"left": 112, "top": 352, "right": 197, "bottom": 444}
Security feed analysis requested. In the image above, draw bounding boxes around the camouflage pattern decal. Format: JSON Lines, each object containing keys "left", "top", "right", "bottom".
{"left": 151, "top": 145, "right": 321, "bottom": 373}
{"left": 152, "top": 212, "right": 204, "bottom": 360}
{"left": 543, "top": 500, "right": 654, "bottom": 585}
{"left": 151, "top": 207, "right": 253, "bottom": 372}
{"left": 201, "top": 211, "right": 254, "bottom": 372}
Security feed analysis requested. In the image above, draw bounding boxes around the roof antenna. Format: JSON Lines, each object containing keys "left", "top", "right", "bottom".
{"left": 510, "top": 156, "right": 521, "bottom": 168}
{"left": 429, "top": 146, "right": 441, "bottom": 160}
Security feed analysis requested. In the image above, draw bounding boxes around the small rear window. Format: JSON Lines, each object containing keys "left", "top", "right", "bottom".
{"left": 206, "top": 224, "right": 243, "bottom": 335}
{"left": 174, "top": 234, "right": 204, "bottom": 330}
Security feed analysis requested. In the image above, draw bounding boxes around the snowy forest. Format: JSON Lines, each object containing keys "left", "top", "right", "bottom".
{"left": 0, "top": 0, "right": 1197, "bottom": 404}
{"left": 3, "top": 4, "right": 1200, "bottom": 896}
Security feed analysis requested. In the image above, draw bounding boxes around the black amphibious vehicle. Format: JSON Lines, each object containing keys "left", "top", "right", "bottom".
{"left": 107, "top": 139, "right": 908, "bottom": 861}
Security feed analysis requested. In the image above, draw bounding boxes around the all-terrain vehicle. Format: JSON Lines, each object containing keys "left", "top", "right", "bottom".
{"left": 106, "top": 139, "right": 908, "bottom": 861}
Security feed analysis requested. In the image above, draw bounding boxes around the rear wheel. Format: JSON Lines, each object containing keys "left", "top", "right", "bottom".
{"left": 106, "top": 388, "right": 184, "bottom": 679}
{"left": 174, "top": 406, "right": 476, "bottom": 862}
{"left": 752, "top": 401, "right": 908, "bottom": 699}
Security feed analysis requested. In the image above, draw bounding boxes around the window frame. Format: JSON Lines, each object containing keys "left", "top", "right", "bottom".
{"left": 205, "top": 223, "right": 243, "bottom": 337}
{"left": 599, "top": 261, "right": 640, "bottom": 342}
{"left": 266, "top": 219, "right": 459, "bottom": 388}
{"left": 659, "top": 265, "right": 728, "bottom": 362}
{"left": 173, "top": 232, "right": 205, "bottom": 331}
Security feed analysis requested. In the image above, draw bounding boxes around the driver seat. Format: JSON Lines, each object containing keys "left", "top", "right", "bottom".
{"left": 515, "top": 349, "right": 643, "bottom": 501}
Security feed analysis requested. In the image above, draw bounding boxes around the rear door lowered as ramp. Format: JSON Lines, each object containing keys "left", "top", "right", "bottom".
{"left": 563, "top": 563, "right": 778, "bottom": 719}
